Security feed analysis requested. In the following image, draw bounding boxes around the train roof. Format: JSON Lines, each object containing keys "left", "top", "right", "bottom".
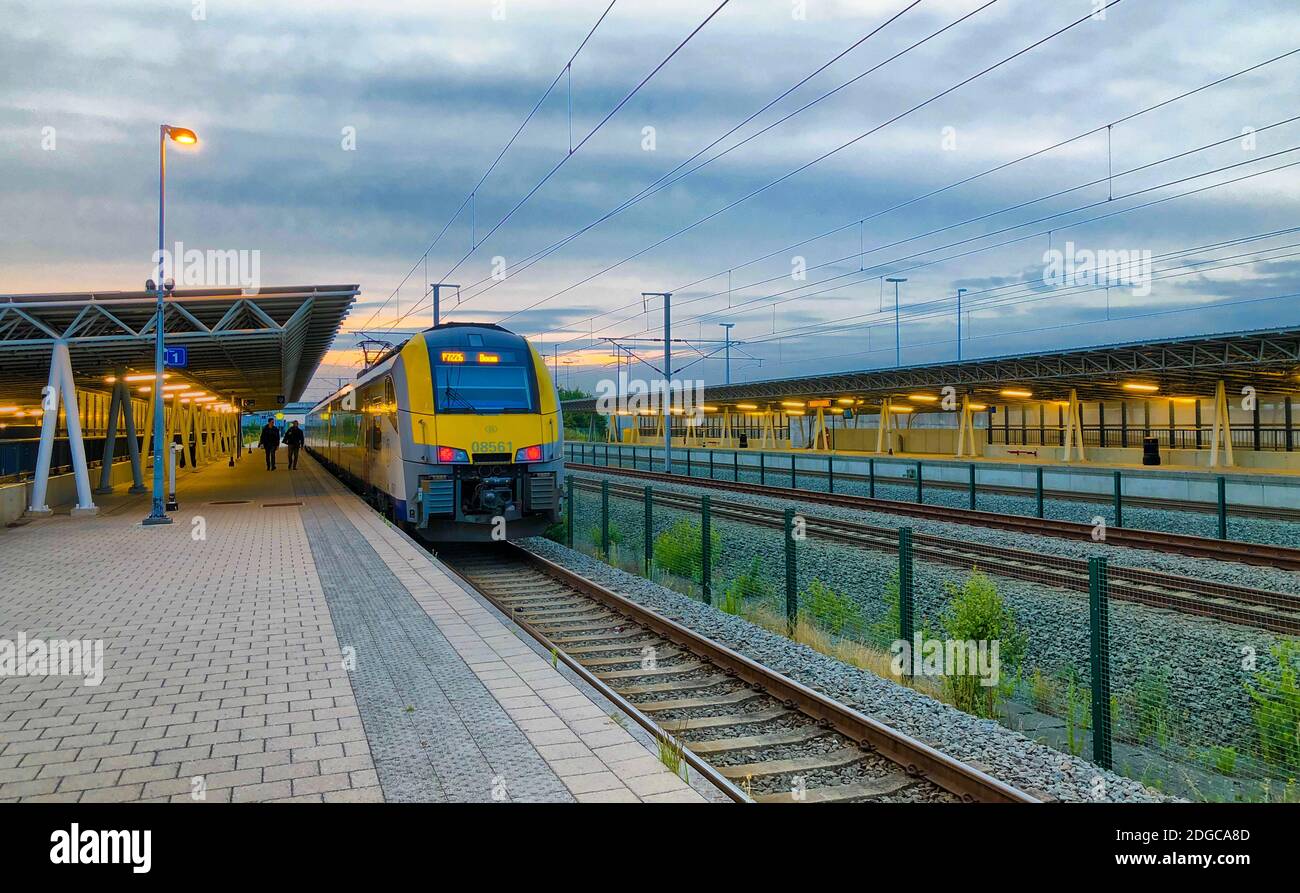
{"left": 310, "top": 323, "right": 533, "bottom": 413}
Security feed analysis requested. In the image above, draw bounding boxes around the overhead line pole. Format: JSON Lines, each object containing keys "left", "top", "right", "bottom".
{"left": 643, "top": 293, "right": 673, "bottom": 472}
{"left": 429, "top": 283, "right": 459, "bottom": 328}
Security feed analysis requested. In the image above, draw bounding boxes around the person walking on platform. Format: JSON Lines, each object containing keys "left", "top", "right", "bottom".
{"left": 259, "top": 420, "right": 281, "bottom": 470}
{"left": 284, "top": 420, "right": 304, "bottom": 470}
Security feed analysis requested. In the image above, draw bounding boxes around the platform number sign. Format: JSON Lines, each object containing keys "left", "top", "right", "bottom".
{"left": 164, "top": 345, "right": 188, "bottom": 368}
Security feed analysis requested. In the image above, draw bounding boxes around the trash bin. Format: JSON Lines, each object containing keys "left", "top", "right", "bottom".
{"left": 1142, "top": 436, "right": 1160, "bottom": 466}
{"left": 738, "top": 433, "right": 749, "bottom": 449}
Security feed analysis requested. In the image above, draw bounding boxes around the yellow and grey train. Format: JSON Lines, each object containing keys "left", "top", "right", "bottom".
{"left": 305, "top": 323, "right": 564, "bottom": 541}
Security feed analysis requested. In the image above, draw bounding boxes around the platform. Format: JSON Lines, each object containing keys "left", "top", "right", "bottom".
{"left": 0, "top": 453, "right": 708, "bottom": 803}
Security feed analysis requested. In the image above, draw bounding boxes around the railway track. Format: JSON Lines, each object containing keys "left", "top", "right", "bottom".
{"left": 566, "top": 461, "right": 1300, "bottom": 573}
{"left": 574, "top": 478, "right": 1300, "bottom": 636}
{"left": 440, "top": 542, "right": 1038, "bottom": 805}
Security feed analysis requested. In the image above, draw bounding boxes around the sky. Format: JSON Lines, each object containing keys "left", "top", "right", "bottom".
{"left": 3, "top": 0, "right": 1299, "bottom": 404}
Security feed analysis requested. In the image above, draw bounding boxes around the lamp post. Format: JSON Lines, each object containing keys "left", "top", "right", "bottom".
{"left": 143, "top": 124, "right": 198, "bottom": 526}
{"left": 956, "top": 287, "right": 967, "bottom": 361}
{"left": 886, "top": 277, "right": 907, "bottom": 368}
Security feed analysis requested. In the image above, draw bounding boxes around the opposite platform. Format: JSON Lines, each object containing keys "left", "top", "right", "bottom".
{"left": 0, "top": 450, "right": 709, "bottom": 804}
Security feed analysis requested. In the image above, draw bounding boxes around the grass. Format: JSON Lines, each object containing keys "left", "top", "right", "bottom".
{"left": 741, "top": 602, "right": 948, "bottom": 701}
{"left": 656, "top": 734, "right": 688, "bottom": 782}
{"left": 720, "top": 557, "right": 772, "bottom": 616}
{"left": 1245, "top": 638, "right": 1300, "bottom": 772}
{"left": 803, "top": 579, "right": 858, "bottom": 637}
{"left": 653, "top": 518, "right": 720, "bottom": 585}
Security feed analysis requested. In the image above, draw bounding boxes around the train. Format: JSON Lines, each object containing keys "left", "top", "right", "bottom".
{"left": 305, "top": 323, "right": 565, "bottom": 541}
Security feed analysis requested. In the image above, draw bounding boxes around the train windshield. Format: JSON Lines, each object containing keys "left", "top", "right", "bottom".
{"left": 434, "top": 362, "right": 535, "bottom": 414}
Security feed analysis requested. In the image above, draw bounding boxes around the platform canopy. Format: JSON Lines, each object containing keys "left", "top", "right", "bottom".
{"left": 0, "top": 284, "right": 358, "bottom": 409}
{"left": 561, "top": 326, "right": 1300, "bottom": 411}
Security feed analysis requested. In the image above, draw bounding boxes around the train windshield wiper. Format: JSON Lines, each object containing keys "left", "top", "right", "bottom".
{"left": 442, "top": 385, "right": 478, "bottom": 412}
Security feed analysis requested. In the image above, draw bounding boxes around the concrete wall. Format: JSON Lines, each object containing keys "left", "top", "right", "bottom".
{"left": 0, "top": 459, "right": 145, "bottom": 526}
{"left": 984, "top": 443, "right": 1300, "bottom": 471}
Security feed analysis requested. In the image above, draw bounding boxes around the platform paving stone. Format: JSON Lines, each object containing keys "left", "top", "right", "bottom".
{"left": 1, "top": 450, "right": 706, "bottom": 803}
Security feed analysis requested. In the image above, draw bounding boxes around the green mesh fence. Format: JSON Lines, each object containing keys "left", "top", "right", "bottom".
{"left": 567, "top": 443, "right": 1300, "bottom": 549}
{"left": 562, "top": 465, "right": 1300, "bottom": 801}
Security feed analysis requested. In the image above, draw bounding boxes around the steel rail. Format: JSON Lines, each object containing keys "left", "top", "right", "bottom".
{"left": 448, "top": 542, "right": 1039, "bottom": 804}
{"left": 576, "top": 478, "right": 1300, "bottom": 635}
{"left": 566, "top": 461, "right": 1300, "bottom": 572}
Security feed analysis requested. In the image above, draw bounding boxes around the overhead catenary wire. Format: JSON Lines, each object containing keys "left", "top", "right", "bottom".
{"left": 411, "top": 1, "right": 736, "bottom": 313}
{"left": 545, "top": 126, "right": 1300, "bottom": 359}
{"left": 475, "top": 0, "right": 1129, "bottom": 330}
{"left": 353, "top": 1, "right": 620, "bottom": 335}
{"left": 433, "top": 0, "right": 983, "bottom": 313}
{"left": 523, "top": 48, "right": 1300, "bottom": 351}
{"left": 541, "top": 153, "right": 1300, "bottom": 377}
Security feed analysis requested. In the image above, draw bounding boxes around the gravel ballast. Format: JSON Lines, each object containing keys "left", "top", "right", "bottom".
{"left": 522, "top": 536, "right": 1167, "bottom": 803}
{"left": 553, "top": 465, "right": 1300, "bottom": 800}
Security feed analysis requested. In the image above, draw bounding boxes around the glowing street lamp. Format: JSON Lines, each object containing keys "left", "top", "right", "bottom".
{"left": 144, "top": 124, "right": 199, "bottom": 527}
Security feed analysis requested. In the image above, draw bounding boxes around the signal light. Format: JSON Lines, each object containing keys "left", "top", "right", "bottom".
{"left": 436, "top": 445, "right": 469, "bottom": 463}
{"left": 515, "top": 444, "right": 543, "bottom": 462}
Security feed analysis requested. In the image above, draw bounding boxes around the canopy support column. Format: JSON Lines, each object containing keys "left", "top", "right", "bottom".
{"left": 28, "top": 341, "right": 97, "bottom": 516}
{"left": 1209, "top": 379, "right": 1235, "bottom": 468}
{"left": 1062, "top": 389, "right": 1086, "bottom": 463}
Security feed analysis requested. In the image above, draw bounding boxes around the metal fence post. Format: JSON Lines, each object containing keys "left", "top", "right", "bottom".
{"left": 1036, "top": 466, "right": 1045, "bottom": 518}
{"left": 759, "top": 452, "right": 765, "bottom": 486}
{"left": 791, "top": 453, "right": 797, "bottom": 488}
{"left": 828, "top": 454, "right": 834, "bottom": 494}
{"left": 600, "top": 479, "right": 610, "bottom": 559}
{"left": 1112, "top": 470, "right": 1123, "bottom": 528}
{"left": 709, "top": 449, "right": 714, "bottom": 480}
{"left": 733, "top": 450, "right": 739, "bottom": 482}
{"left": 686, "top": 448, "right": 692, "bottom": 478}
{"left": 632, "top": 445, "right": 637, "bottom": 470}
{"left": 643, "top": 485, "right": 653, "bottom": 576}
{"left": 700, "top": 494, "right": 711, "bottom": 605}
{"left": 1217, "top": 475, "right": 1228, "bottom": 540}
{"left": 968, "top": 463, "right": 976, "bottom": 510}
{"left": 898, "top": 527, "right": 914, "bottom": 676}
{"left": 784, "top": 508, "right": 797, "bottom": 635}
{"left": 869, "top": 458, "right": 876, "bottom": 498}
{"left": 566, "top": 476, "right": 575, "bottom": 548}
{"left": 1088, "top": 557, "right": 1113, "bottom": 769}
{"left": 915, "top": 460, "right": 923, "bottom": 503}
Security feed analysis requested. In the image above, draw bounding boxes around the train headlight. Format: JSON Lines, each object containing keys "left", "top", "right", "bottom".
{"left": 515, "top": 444, "right": 543, "bottom": 463}
{"left": 436, "top": 445, "right": 470, "bottom": 463}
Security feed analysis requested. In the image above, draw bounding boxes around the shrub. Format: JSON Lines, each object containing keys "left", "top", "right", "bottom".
{"left": 867, "top": 571, "right": 901, "bottom": 647}
{"left": 804, "top": 579, "right": 858, "bottom": 637}
{"left": 934, "top": 569, "right": 1027, "bottom": 719}
{"left": 653, "top": 518, "right": 719, "bottom": 584}
{"left": 1121, "top": 664, "right": 1173, "bottom": 748}
{"left": 543, "top": 515, "right": 567, "bottom": 544}
{"left": 1245, "top": 638, "right": 1300, "bottom": 771}
{"left": 720, "top": 557, "right": 771, "bottom": 615}
{"left": 587, "top": 520, "right": 624, "bottom": 556}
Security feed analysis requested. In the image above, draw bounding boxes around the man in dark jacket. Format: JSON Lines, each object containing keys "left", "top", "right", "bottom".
{"left": 283, "top": 420, "right": 305, "bottom": 470}
{"left": 258, "top": 420, "right": 281, "bottom": 470}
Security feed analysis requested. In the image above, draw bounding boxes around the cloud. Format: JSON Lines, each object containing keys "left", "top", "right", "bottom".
{"left": 2, "top": 0, "right": 1298, "bottom": 400}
